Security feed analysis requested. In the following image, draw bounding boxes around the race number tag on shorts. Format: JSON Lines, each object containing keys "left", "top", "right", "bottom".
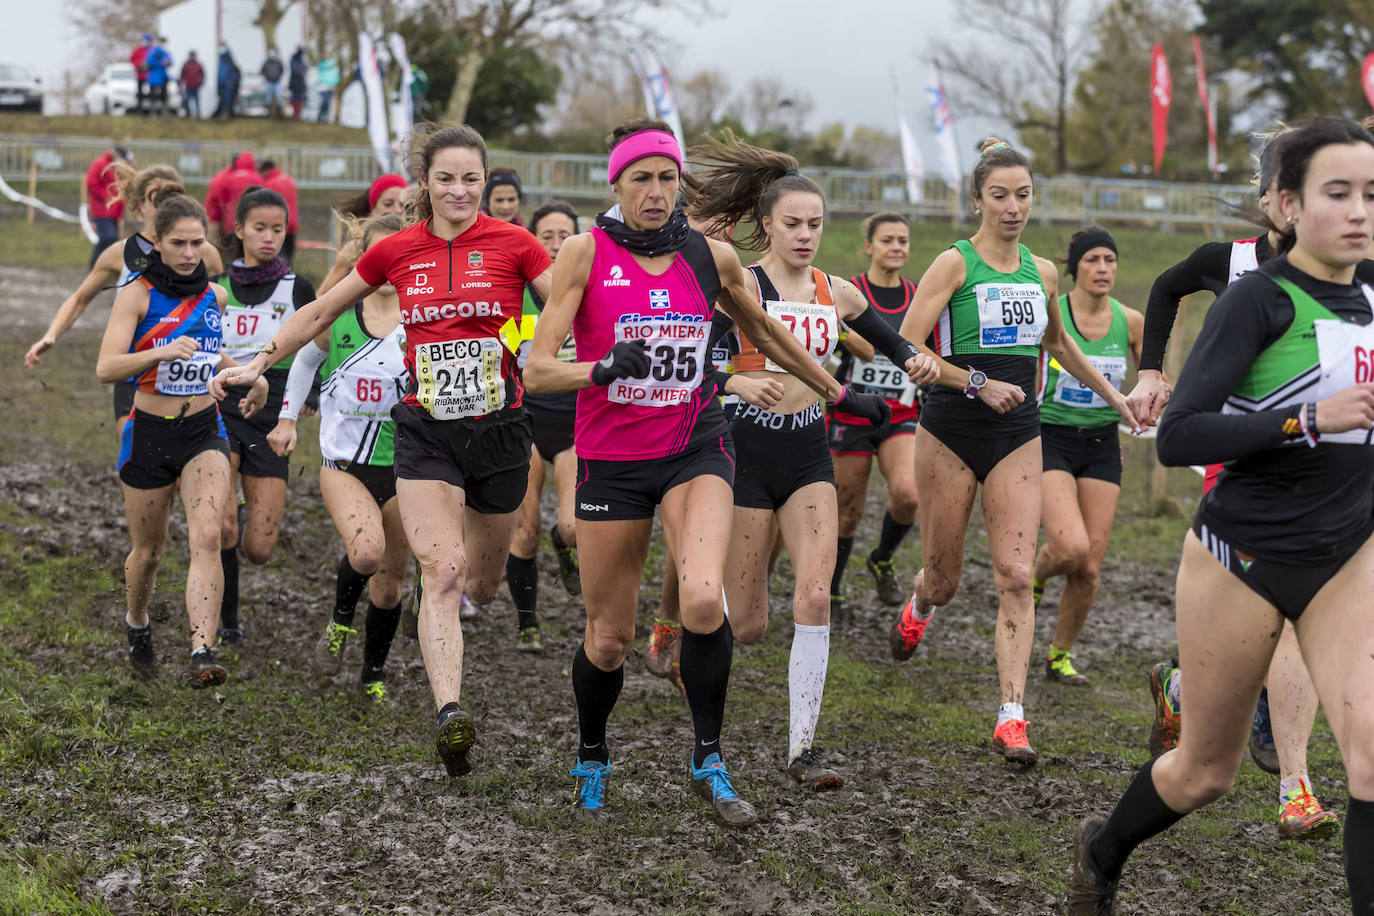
{"left": 156, "top": 348, "right": 217, "bottom": 397}
{"left": 974, "top": 283, "right": 1048, "bottom": 348}
{"left": 414, "top": 337, "right": 505, "bottom": 419}
{"left": 1315, "top": 317, "right": 1374, "bottom": 444}
{"left": 852, "top": 355, "right": 916, "bottom": 405}
{"left": 1053, "top": 355, "right": 1126, "bottom": 408}
{"left": 764, "top": 301, "right": 837, "bottom": 371}
{"left": 609, "top": 319, "right": 707, "bottom": 408}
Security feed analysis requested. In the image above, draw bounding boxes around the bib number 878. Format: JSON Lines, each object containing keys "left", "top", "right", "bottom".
{"left": 1000, "top": 300, "right": 1038, "bottom": 325}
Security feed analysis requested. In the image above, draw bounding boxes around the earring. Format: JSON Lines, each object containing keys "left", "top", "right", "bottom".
{"left": 974, "top": 207, "right": 982, "bottom": 215}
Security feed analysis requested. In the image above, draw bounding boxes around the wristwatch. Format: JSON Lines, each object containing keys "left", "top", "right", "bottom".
{"left": 964, "top": 368, "right": 987, "bottom": 400}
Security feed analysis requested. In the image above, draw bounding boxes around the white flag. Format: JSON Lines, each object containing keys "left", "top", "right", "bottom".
{"left": 926, "top": 63, "right": 961, "bottom": 191}
{"left": 628, "top": 47, "right": 688, "bottom": 161}
{"left": 388, "top": 33, "right": 414, "bottom": 153}
{"left": 358, "top": 32, "right": 391, "bottom": 173}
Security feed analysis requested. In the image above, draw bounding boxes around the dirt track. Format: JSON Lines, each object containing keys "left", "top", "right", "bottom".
{"left": 0, "top": 264, "right": 1350, "bottom": 914}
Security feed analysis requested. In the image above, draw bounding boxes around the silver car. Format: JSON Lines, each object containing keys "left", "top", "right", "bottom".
{"left": 83, "top": 62, "right": 184, "bottom": 116}
{"left": 0, "top": 63, "right": 42, "bottom": 112}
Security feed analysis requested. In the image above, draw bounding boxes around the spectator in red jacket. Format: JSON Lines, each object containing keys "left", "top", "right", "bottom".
{"left": 205, "top": 151, "right": 257, "bottom": 246}
{"left": 179, "top": 51, "right": 205, "bottom": 119}
{"left": 257, "top": 159, "right": 299, "bottom": 260}
{"left": 84, "top": 146, "right": 131, "bottom": 266}
{"left": 129, "top": 34, "right": 152, "bottom": 114}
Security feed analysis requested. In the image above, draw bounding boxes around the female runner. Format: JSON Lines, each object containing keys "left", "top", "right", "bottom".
{"left": 214, "top": 123, "right": 553, "bottom": 778}
{"left": 524, "top": 118, "right": 926, "bottom": 824}
{"left": 1069, "top": 115, "right": 1374, "bottom": 915}
{"left": 891, "top": 138, "right": 1139, "bottom": 765}
{"left": 1031, "top": 227, "right": 1142, "bottom": 687}
{"left": 689, "top": 138, "right": 932, "bottom": 791}
{"left": 481, "top": 168, "right": 524, "bottom": 226}
{"left": 1126, "top": 126, "right": 1346, "bottom": 837}
{"left": 507, "top": 200, "right": 582, "bottom": 651}
{"left": 26, "top": 164, "right": 223, "bottom": 430}
{"left": 269, "top": 213, "right": 410, "bottom": 702}
{"left": 95, "top": 194, "right": 266, "bottom": 685}
{"left": 830, "top": 212, "right": 922, "bottom": 612}
{"left": 216, "top": 186, "right": 317, "bottom": 643}
{"left": 316, "top": 174, "right": 411, "bottom": 295}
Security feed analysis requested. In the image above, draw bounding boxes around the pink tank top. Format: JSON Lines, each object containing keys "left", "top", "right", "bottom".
{"left": 573, "top": 227, "right": 721, "bottom": 460}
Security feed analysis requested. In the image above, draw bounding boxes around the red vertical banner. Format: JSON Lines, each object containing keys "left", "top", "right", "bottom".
{"left": 1151, "top": 44, "right": 1172, "bottom": 174}
{"left": 1192, "top": 35, "right": 1218, "bottom": 176}
{"left": 1362, "top": 52, "right": 1374, "bottom": 110}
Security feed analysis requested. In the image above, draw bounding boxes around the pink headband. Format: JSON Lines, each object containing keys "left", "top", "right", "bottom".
{"left": 607, "top": 130, "right": 682, "bottom": 184}
{"left": 369, "top": 173, "right": 408, "bottom": 210}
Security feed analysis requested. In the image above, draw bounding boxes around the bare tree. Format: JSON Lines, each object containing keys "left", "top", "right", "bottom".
{"left": 65, "top": 0, "right": 180, "bottom": 82}
{"left": 741, "top": 77, "right": 814, "bottom": 136}
{"left": 930, "top": 0, "right": 1090, "bottom": 173}
{"left": 254, "top": 0, "right": 299, "bottom": 52}
{"left": 412, "top": 0, "right": 703, "bottom": 124}
{"left": 677, "top": 69, "right": 731, "bottom": 135}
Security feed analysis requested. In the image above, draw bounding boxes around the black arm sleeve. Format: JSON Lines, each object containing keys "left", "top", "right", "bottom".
{"left": 845, "top": 306, "right": 920, "bottom": 367}
{"left": 713, "top": 370, "right": 732, "bottom": 396}
{"left": 292, "top": 274, "right": 317, "bottom": 308}
{"left": 1139, "top": 242, "right": 1230, "bottom": 372}
{"left": 1155, "top": 273, "right": 1300, "bottom": 466}
{"left": 709, "top": 309, "right": 734, "bottom": 349}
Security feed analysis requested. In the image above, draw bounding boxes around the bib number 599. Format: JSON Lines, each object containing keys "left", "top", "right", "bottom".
{"left": 1000, "top": 300, "right": 1038, "bottom": 325}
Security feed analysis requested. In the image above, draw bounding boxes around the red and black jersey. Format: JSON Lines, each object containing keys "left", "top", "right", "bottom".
{"left": 356, "top": 215, "right": 551, "bottom": 417}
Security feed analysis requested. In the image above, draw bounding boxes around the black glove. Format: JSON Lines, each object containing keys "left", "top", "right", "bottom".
{"left": 589, "top": 340, "right": 651, "bottom": 386}
{"left": 833, "top": 386, "right": 891, "bottom": 427}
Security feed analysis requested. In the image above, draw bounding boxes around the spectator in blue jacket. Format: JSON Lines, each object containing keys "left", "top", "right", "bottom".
{"left": 214, "top": 44, "right": 241, "bottom": 120}
{"left": 144, "top": 38, "right": 173, "bottom": 117}
{"left": 288, "top": 47, "right": 308, "bottom": 120}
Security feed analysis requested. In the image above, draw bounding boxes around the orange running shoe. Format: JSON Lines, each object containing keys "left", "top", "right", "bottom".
{"left": 992, "top": 718, "right": 1037, "bottom": 766}
{"left": 1277, "top": 788, "right": 1339, "bottom": 840}
{"left": 1148, "top": 658, "right": 1181, "bottom": 757}
{"left": 889, "top": 595, "right": 934, "bottom": 661}
{"left": 646, "top": 618, "right": 684, "bottom": 695}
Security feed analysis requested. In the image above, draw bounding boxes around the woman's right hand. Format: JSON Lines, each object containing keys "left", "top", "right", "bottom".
{"left": 589, "top": 340, "right": 651, "bottom": 386}
{"left": 158, "top": 337, "right": 200, "bottom": 363}
{"left": 728, "top": 375, "right": 785, "bottom": 410}
{"left": 1315, "top": 385, "right": 1374, "bottom": 434}
{"left": 976, "top": 378, "right": 1026, "bottom": 414}
{"left": 24, "top": 335, "right": 55, "bottom": 368}
{"left": 211, "top": 360, "right": 263, "bottom": 401}
{"left": 1126, "top": 369, "right": 1172, "bottom": 426}
{"left": 267, "top": 419, "right": 297, "bottom": 457}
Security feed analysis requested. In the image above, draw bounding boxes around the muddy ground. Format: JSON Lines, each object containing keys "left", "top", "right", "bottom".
{"left": 0, "top": 263, "right": 1350, "bottom": 914}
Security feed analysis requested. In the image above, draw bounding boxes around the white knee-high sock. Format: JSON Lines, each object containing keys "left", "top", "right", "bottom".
{"left": 788, "top": 623, "right": 831, "bottom": 762}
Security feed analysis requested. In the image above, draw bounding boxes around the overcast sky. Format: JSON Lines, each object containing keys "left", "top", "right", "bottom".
{"left": 2, "top": 0, "right": 1027, "bottom": 159}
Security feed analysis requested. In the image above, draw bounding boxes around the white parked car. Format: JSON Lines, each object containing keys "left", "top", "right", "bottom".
{"left": 83, "top": 63, "right": 184, "bottom": 116}
{"left": 0, "top": 62, "right": 43, "bottom": 112}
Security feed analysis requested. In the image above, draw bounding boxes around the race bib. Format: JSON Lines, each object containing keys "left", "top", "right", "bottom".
{"left": 764, "top": 301, "right": 838, "bottom": 371}
{"left": 414, "top": 337, "right": 505, "bottom": 419}
{"left": 850, "top": 355, "right": 916, "bottom": 405}
{"left": 1314, "top": 318, "right": 1374, "bottom": 444}
{"left": 156, "top": 348, "right": 217, "bottom": 397}
{"left": 608, "top": 319, "right": 707, "bottom": 408}
{"left": 975, "top": 283, "right": 1048, "bottom": 348}
{"left": 1053, "top": 355, "right": 1127, "bottom": 408}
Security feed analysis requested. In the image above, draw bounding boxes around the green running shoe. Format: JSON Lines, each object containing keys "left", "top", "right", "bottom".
{"left": 866, "top": 554, "right": 904, "bottom": 606}
{"left": 517, "top": 624, "right": 543, "bottom": 653}
{"left": 362, "top": 679, "right": 387, "bottom": 705}
{"left": 314, "top": 620, "right": 356, "bottom": 674}
{"left": 436, "top": 705, "right": 476, "bottom": 777}
{"left": 1046, "top": 646, "right": 1089, "bottom": 686}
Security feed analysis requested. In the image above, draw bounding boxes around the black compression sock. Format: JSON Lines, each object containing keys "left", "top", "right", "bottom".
{"left": 506, "top": 553, "right": 538, "bottom": 631}
{"left": 831, "top": 537, "right": 854, "bottom": 596}
{"left": 871, "top": 511, "right": 915, "bottom": 563}
{"left": 680, "top": 617, "right": 734, "bottom": 767}
{"left": 572, "top": 646, "right": 622, "bottom": 765}
{"left": 1347, "top": 796, "right": 1374, "bottom": 912}
{"left": 219, "top": 548, "right": 240, "bottom": 630}
{"left": 360, "top": 601, "right": 402, "bottom": 682}
{"left": 333, "top": 555, "right": 370, "bottom": 627}
{"left": 1089, "top": 758, "right": 1187, "bottom": 880}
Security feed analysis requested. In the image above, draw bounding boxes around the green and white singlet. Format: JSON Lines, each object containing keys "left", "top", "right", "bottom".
{"left": 318, "top": 304, "right": 408, "bottom": 467}
{"left": 1038, "top": 295, "right": 1129, "bottom": 428}
{"left": 933, "top": 240, "right": 1049, "bottom": 359}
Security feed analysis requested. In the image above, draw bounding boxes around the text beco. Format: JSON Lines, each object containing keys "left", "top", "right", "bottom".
{"left": 424, "top": 339, "right": 489, "bottom": 361}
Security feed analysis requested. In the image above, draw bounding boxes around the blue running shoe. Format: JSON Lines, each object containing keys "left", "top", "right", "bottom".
{"left": 1250, "top": 688, "right": 1279, "bottom": 774}
{"left": 689, "top": 753, "right": 757, "bottom": 827}
{"left": 570, "top": 760, "right": 609, "bottom": 818}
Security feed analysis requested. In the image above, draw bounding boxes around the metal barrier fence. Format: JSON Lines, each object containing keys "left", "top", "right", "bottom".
{"left": 0, "top": 132, "right": 1256, "bottom": 229}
